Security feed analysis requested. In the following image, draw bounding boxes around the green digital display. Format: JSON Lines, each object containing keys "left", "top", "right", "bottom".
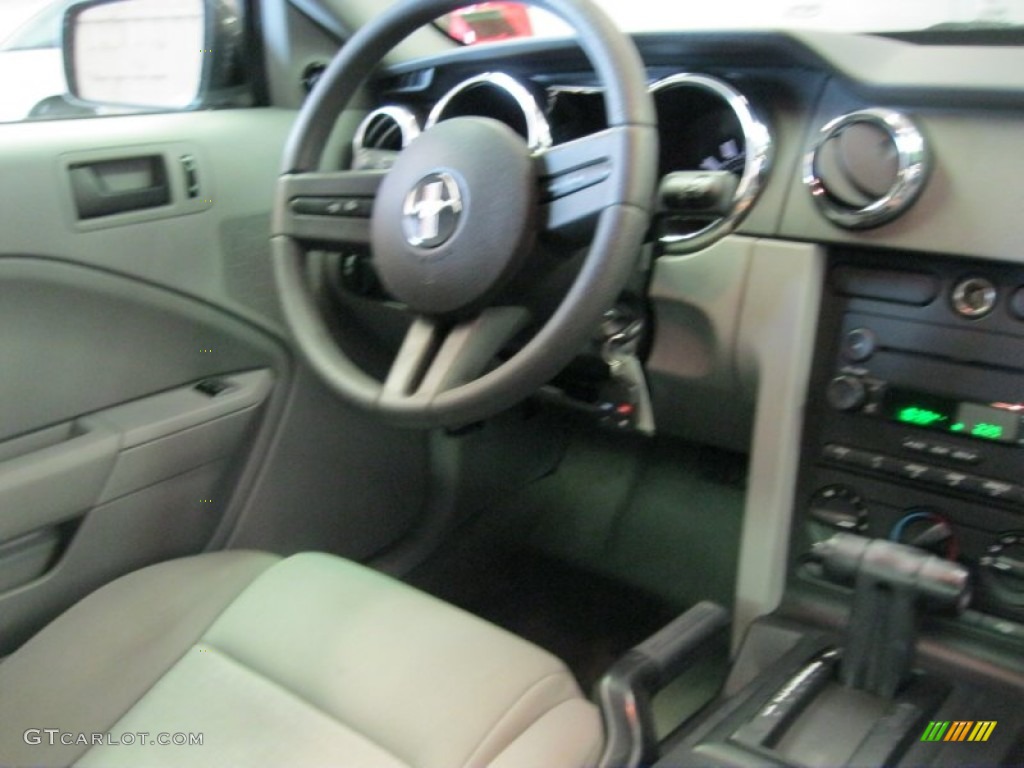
{"left": 885, "top": 390, "right": 1021, "bottom": 444}
{"left": 897, "top": 407, "right": 948, "bottom": 427}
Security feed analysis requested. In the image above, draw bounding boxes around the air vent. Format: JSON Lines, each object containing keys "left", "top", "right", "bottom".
{"left": 805, "top": 109, "right": 929, "bottom": 230}
{"left": 301, "top": 62, "right": 327, "bottom": 95}
{"left": 351, "top": 107, "right": 421, "bottom": 170}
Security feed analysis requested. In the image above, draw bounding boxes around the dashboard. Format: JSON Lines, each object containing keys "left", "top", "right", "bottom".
{"left": 323, "top": 28, "right": 1024, "bottom": 701}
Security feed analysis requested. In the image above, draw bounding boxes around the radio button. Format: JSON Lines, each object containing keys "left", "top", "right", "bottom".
{"left": 823, "top": 444, "right": 855, "bottom": 462}
{"left": 902, "top": 438, "right": 930, "bottom": 453}
{"left": 978, "top": 479, "right": 1016, "bottom": 500}
{"left": 935, "top": 470, "right": 973, "bottom": 490}
{"left": 896, "top": 462, "right": 933, "bottom": 481}
{"left": 842, "top": 328, "right": 877, "bottom": 363}
{"left": 950, "top": 448, "right": 982, "bottom": 465}
{"left": 849, "top": 451, "right": 899, "bottom": 474}
{"left": 927, "top": 443, "right": 954, "bottom": 459}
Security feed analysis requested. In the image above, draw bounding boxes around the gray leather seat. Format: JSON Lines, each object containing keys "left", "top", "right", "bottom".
{"left": 0, "top": 551, "right": 603, "bottom": 768}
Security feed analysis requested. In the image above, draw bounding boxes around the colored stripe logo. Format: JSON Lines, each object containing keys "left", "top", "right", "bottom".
{"left": 920, "top": 721, "right": 997, "bottom": 743}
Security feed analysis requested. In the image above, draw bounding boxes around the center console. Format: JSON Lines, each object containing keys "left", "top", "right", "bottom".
{"left": 796, "top": 248, "right": 1024, "bottom": 629}
{"left": 602, "top": 248, "right": 1024, "bottom": 768}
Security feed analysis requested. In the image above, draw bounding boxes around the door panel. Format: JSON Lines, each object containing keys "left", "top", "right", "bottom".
{"left": 0, "top": 108, "right": 430, "bottom": 653}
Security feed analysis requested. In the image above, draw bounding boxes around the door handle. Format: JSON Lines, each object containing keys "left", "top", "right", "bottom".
{"left": 68, "top": 155, "right": 171, "bottom": 219}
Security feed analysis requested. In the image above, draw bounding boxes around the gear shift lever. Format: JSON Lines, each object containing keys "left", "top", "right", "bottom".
{"left": 812, "top": 533, "right": 971, "bottom": 698}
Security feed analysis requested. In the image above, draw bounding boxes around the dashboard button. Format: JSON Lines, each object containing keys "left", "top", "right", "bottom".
{"left": 951, "top": 276, "right": 998, "bottom": 318}
{"left": 847, "top": 450, "right": 897, "bottom": 474}
{"left": 935, "top": 470, "right": 974, "bottom": 491}
{"left": 842, "top": 328, "right": 877, "bottom": 362}
{"left": 823, "top": 444, "right": 855, "bottom": 462}
{"left": 902, "top": 438, "right": 930, "bottom": 453}
{"left": 977, "top": 479, "right": 1017, "bottom": 501}
{"left": 926, "top": 443, "right": 954, "bottom": 459}
{"left": 895, "top": 461, "right": 934, "bottom": 481}
{"left": 950, "top": 448, "right": 982, "bottom": 465}
{"left": 1010, "top": 287, "right": 1024, "bottom": 322}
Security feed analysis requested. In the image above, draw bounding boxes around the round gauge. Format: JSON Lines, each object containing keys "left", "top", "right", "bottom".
{"left": 426, "top": 72, "right": 552, "bottom": 152}
{"left": 650, "top": 74, "right": 771, "bottom": 252}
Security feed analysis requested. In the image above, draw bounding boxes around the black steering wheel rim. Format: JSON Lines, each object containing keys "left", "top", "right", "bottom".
{"left": 271, "top": 0, "right": 658, "bottom": 428}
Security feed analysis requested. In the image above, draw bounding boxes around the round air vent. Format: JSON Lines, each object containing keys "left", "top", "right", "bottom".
{"left": 301, "top": 62, "right": 328, "bottom": 95}
{"left": 805, "top": 109, "right": 929, "bottom": 229}
{"left": 426, "top": 72, "right": 552, "bottom": 152}
{"left": 352, "top": 106, "right": 421, "bottom": 170}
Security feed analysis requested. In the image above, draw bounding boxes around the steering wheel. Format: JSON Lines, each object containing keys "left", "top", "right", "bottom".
{"left": 271, "top": 0, "right": 657, "bottom": 428}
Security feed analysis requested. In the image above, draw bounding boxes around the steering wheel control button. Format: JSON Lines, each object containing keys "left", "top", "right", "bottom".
{"left": 825, "top": 374, "right": 867, "bottom": 412}
{"left": 373, "top": 117, "right": 536, "bottom": 315}
{"left": 542, "top": 161, "right": 611, "bottom": 201}
{"left": 951, "top": 276, "right": 998, "bottom": 318}
{"left": 842, "top": 327, "right": 877, "bottom": 362}
{"left": 292, "top": 196, "right": 373, "bottom": 218}
{"left": 402, "top": 172, "right": 463, "bottom": 248}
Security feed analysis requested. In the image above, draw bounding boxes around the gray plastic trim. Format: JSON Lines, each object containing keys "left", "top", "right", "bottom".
{"left": 93, "top": 370, "right": 274, "bottom": 504}
{"left": 0, "top": 418, "right": 119, "bottom": 544}
{"left": 733, "top": 240, "right": 825, "bottom": 648}
{"left": 0, "top": 370, "right": 273, "bottom": 545}
{"left": 91, "top": 370, "right": 273, "bottom": 449}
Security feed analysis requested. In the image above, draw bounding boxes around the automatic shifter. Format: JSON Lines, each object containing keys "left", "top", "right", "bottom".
{"left": 812, "top": 533, "right": 971, "bottom": 698}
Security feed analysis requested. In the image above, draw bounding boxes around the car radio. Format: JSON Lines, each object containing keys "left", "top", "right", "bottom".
{"left": 795, "top": 248, "right": 1024, "bottom": 624}
{"left": 827, "top": 377, "right": 1024, "bottom": 447}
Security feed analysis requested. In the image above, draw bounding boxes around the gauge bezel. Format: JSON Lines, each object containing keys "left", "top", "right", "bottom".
{"left": 650, "top": 73, "right": 773, "bottom": 253}
{"left": 426, "top": 72, "right": 553, "bottom": 153}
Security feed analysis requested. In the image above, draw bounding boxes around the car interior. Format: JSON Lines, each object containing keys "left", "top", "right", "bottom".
{"left": 1, "top": 0, "right": 1024, "bottom": 766}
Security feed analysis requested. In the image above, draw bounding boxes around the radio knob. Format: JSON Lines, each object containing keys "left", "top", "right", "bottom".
{"left": 826, "top": 375, "right": 867, "bottom": 412}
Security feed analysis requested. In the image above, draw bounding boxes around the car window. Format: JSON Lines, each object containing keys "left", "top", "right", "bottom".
{"left": 0, "top": 0, "right": 70, "bottom": 51}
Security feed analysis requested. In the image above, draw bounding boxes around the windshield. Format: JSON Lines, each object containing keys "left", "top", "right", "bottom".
{"left": 438, "top": 1, "right": 1024, "bottom": 46}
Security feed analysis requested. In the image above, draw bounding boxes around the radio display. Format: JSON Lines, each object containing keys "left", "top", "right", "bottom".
{"left": 884, "top": 389, "right": 1022, "bottom": 444}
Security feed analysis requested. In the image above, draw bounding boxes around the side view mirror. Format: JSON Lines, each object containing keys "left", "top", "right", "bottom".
{"left": 62, "top": 0, "right": 222, "bottom": 111}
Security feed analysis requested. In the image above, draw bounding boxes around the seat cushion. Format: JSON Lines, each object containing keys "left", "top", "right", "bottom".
{"left": 0, "top": 551, "right": 603, "bottom": 768}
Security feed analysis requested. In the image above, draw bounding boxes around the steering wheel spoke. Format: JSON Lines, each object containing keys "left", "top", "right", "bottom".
{"left": 383, "top": 307, "right": 531, "bottom": 402}
{"left": 273, "top": 170, "right": 385, "bottom": 247}
{"left": 537, "top": 125, "right": 656, "bottom": 232}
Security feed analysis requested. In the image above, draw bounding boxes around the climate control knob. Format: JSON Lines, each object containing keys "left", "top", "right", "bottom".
{"left": 978, "top": 534, "right": 1024, "bottom": 619}
{"left": 808, "top": 485, "right": 867, "bottom": 543}
{"left": 826, "top": 375, "right": 867, "bottom": 412}
{"left": 890, "top": 509, "right": 957, "bottom": 560}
